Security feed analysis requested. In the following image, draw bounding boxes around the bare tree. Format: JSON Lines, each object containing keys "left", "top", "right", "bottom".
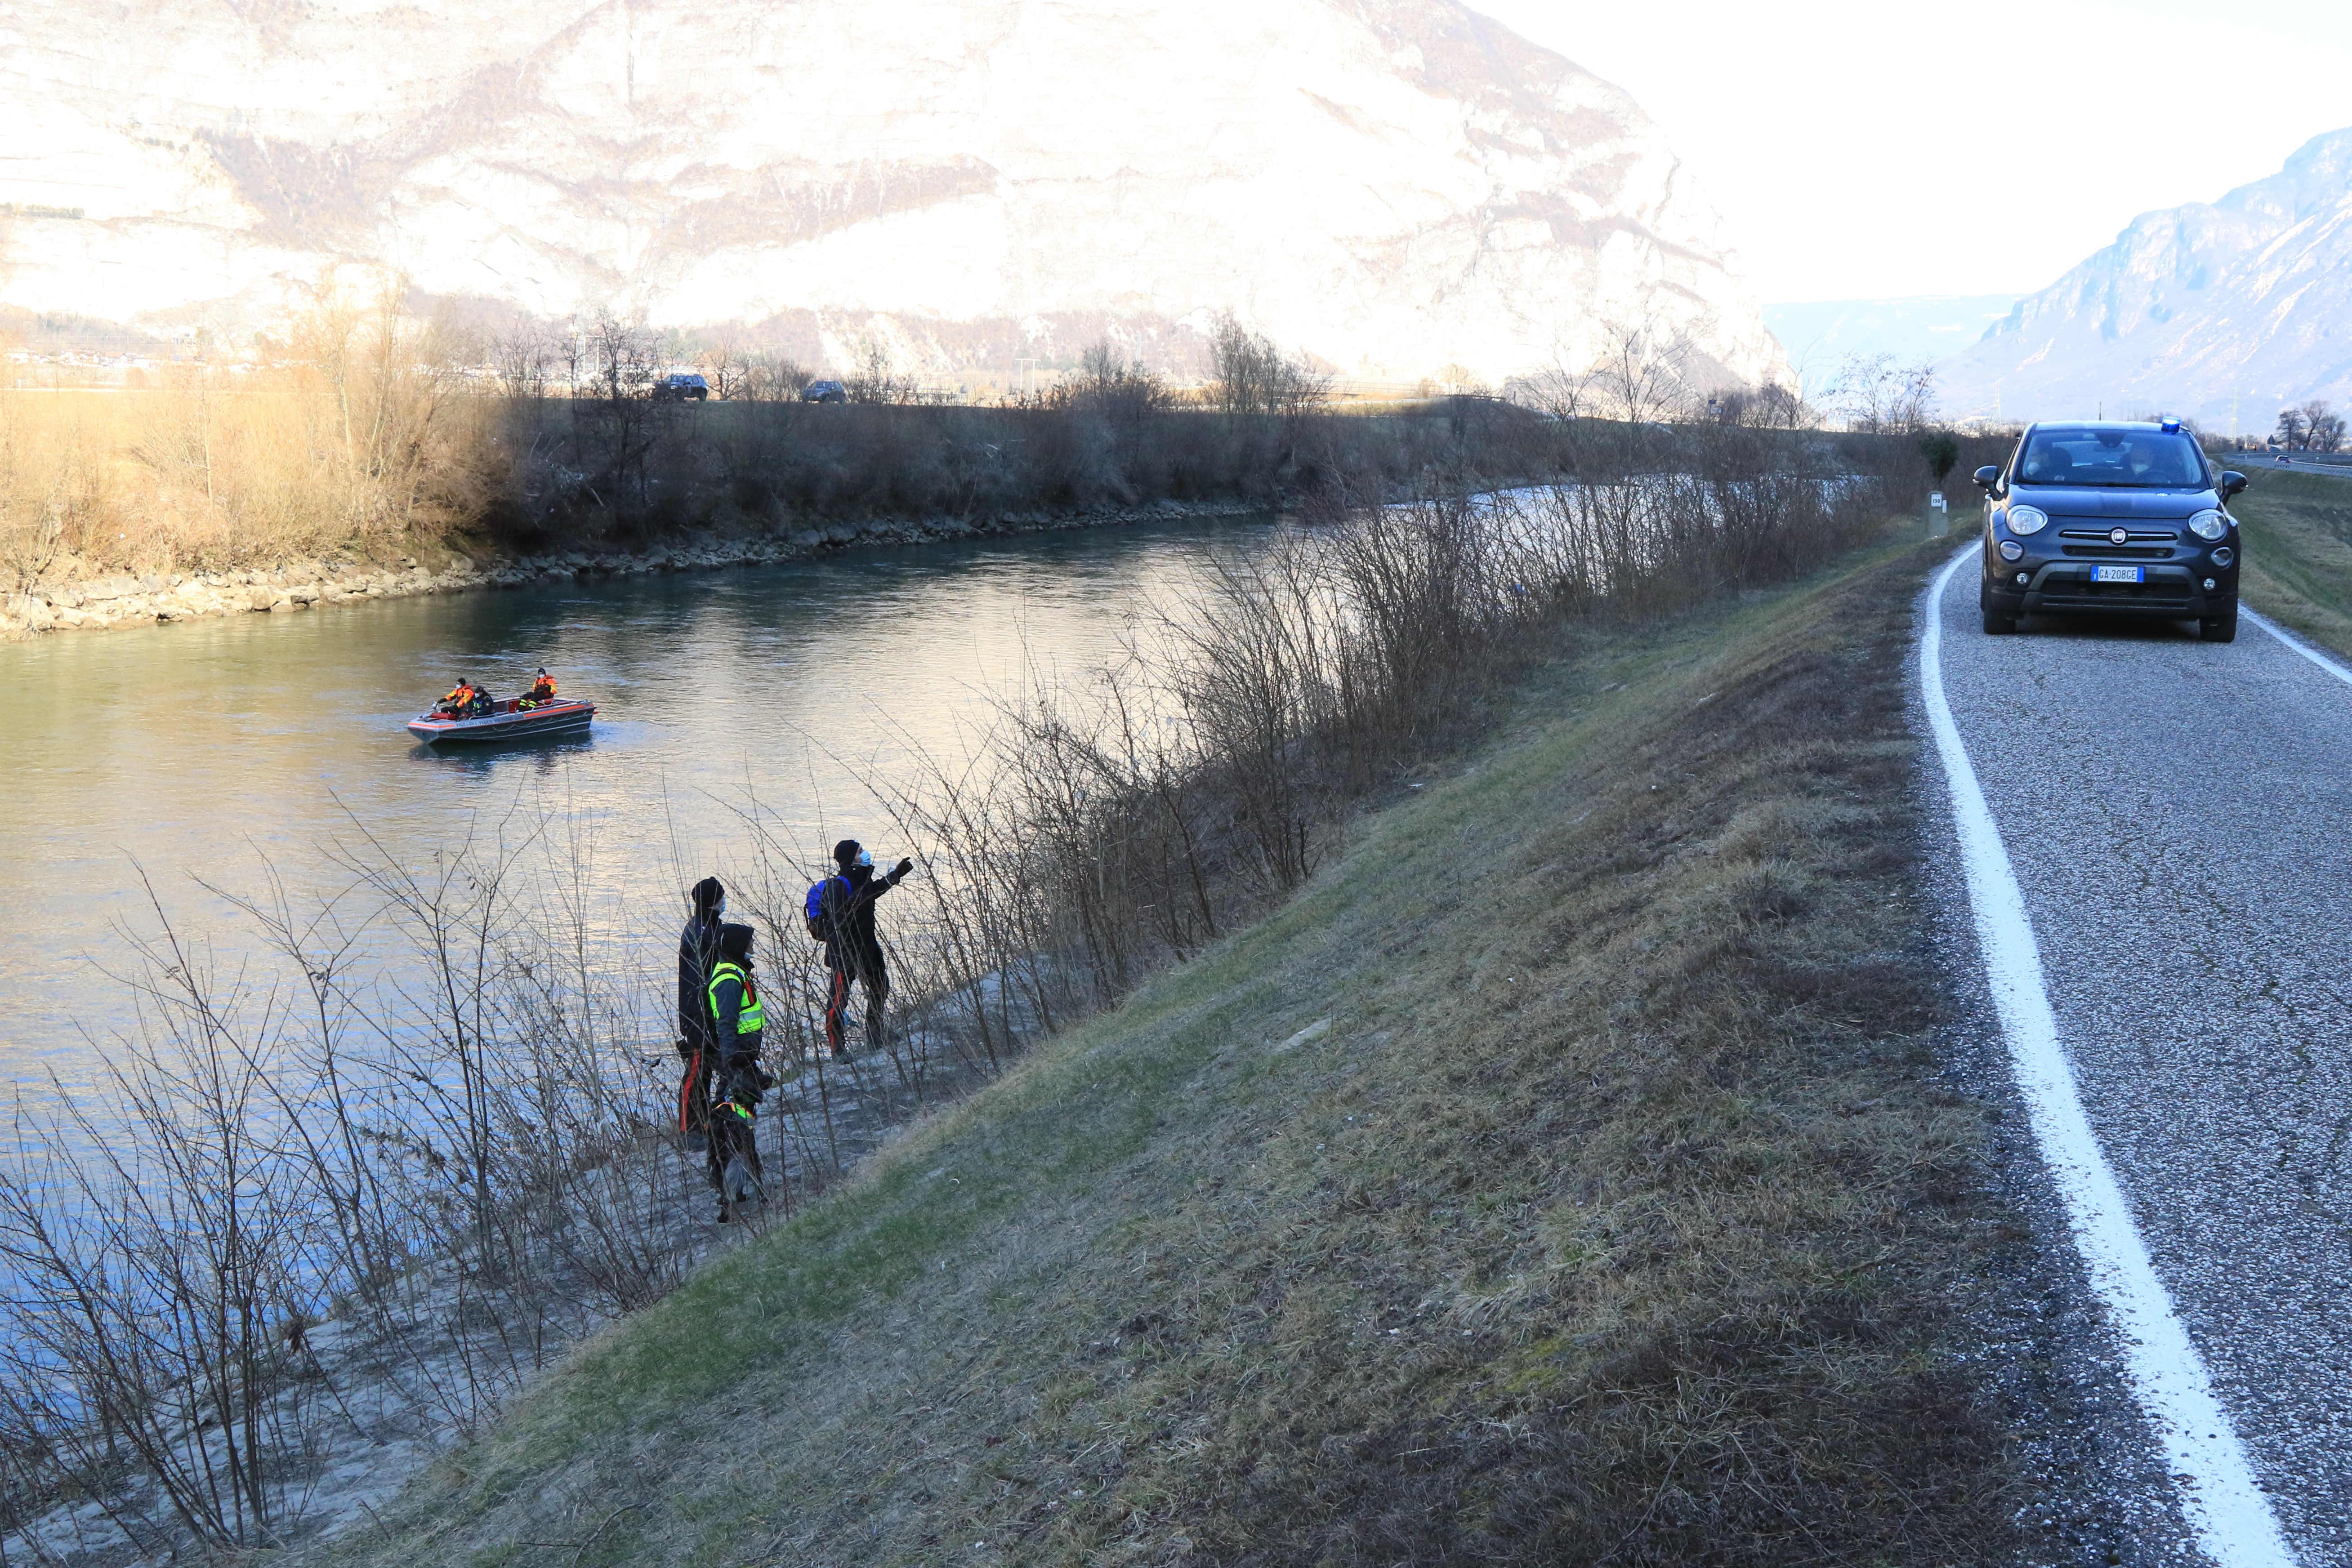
{"left": 694, "top": 336, "right": 749, "bottom": 401}
{"left": 738, "top": 348, "right": 816, "bottom": 402}
{"left": 1206, "top": 312, "right": 1327, "bottom": 419}
{"left": 1828, "top": 354, "right": 1937, "bottom": 434}
{"left": 1709, "top": 380, "right": 1813, "bottom": 431}
{"left": 489, "top": 324, "right": 553, "bottom": 398}
{"left": 2275, "top": 407, "right": 2309, "bottom": 449}
{"left": 844, "top": 336, "right": 905, "bottom": 405}
{"left": 2299, "top": 399, "right": 2344, "bottom": 453}
{"left": 570, "top": 308, "right": 665, "bottom": 503}
{"left": 1050, "top": 340, "right": 1168, "bottom": 427}
{"left": 1589, "top": 323, "right": 1693, "bottom": 425}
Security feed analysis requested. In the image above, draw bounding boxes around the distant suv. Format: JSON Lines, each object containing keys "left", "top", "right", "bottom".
{"left": 1975, "top": 419, "right": 2247, "bottom": 642}
{"left": 655, "top": 373, "right": 709, "bottom": 401}
{"left": 801, "top": 379, "right": 847, "bottom": 404}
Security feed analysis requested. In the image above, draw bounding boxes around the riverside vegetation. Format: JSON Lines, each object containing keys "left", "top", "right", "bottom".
{"left": 0, "top": 410, "right": 2030, "bottom": 1564}
{"left": 0, "top": 309, "right": 1552, "bottom": 638}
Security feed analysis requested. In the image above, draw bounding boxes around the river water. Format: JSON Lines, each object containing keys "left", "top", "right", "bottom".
{"left": 0, "top": 517, "right": 1270, "bottom": 1102}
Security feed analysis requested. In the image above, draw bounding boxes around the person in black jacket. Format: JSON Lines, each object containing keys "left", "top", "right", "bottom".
{"left": 703, "top": 921, "right": 773, "bottom": 1218}
{"left": 818, "top": 839, "right": 914, "bottom": 1060}
{"left": 676, "top": 876, "right": 727, "bottom": 1150}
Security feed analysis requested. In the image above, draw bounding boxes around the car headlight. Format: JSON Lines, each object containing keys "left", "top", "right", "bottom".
{"left": 2006, "top": 505, "right": 2049, "bottom": 536}
{"left": 2188, "top": 509, "right": 2229, "bottom": 542}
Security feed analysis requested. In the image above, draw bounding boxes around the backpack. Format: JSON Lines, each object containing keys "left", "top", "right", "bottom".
{"left": 803, "top": 875, "right": 850, "bottom": 941}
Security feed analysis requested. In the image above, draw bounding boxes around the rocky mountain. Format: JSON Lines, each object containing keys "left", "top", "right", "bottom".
{"left": 0, "top": 0, "right": 1786, "bottom": 388}
{"left": 1935, "top": 129, "right": 2352, "bottom": 427}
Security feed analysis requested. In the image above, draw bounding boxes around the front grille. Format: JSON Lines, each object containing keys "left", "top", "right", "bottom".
{"left": 2055, "top": 526, "right": 2179, "bottom": 560}
{"left": 2036, "top": 582, "right": 2195, "bottom": 608}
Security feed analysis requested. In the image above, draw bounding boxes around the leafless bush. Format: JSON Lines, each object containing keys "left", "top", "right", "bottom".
{"left": 844, "top": 337, "right": 910, "bottom": 406}
{"left": 1207, "top": 312, "right": 1329, "bottom": 420}
{"left": 0, "top": 815, "right": 713, "bottom": 1558}
{"left": 0, "top": 284, "right": 500, "bottom": 576}
{"left": 1828, "top": 353, "right": 1938, "bottom": 434}
{"left": 844, "top": 423, "right": 1909, "bottom": 1039}
{"left": 741, "top": 349, "right": 817, "bottom": 403}
{"left": 1048, "top": 342, "right": 1170, "bottom": 428}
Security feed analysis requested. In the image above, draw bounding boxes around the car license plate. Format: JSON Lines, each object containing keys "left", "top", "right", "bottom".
{"left": 2092, "top": 565, "right": 2145, "bottom": 584}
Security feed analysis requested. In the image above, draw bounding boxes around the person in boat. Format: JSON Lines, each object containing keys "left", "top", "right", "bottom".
{"left": 464, "top": 685, "right": 495, "bottom": 718}
{"left": 436, "top": 676, "right": 478, "bottom": 717}
{"left": 703, "top": 921, "right": 777, "bottom": 1218}
{"left": 676, "top": 876, "right": 727, "bottom": 1152}
{"left": 518, "top": 668, "right": 558, "bottom": 710}
{"left": 815, "top": 840, "right": 916, "bottom": 1061}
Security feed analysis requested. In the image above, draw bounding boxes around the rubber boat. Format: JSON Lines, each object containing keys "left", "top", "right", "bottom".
{"left": 406, "top": 696, "right": 595, "bottom": 744}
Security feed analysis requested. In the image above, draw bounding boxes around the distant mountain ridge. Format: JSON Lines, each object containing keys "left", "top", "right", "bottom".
{"left": 0, "top": 0, "right": 1787, "bottom": 388}
{"left": 1762, "top": 295, "right": 2022, "bottom": 398}
{"left": 1935, "top": 129, "right": 2352, "bottom": 427}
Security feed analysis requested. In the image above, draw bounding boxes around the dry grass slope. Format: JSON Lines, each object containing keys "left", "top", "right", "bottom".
{"left": 321, "top": 535, "right": 2022, "bottom": 1567}
{"left": 2231, "top": 468, "right": 2352, "bottom": 656}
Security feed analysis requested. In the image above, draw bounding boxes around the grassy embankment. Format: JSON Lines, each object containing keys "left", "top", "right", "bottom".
{"left": 322, "top": 530, "right": 2023, "bottom": 1566}
{"left": 2231, "top": 467, "right": 2352, "bottom": 656}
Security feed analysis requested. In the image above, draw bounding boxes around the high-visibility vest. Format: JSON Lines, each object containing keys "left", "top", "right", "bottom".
{"left": 706, "top": 962, "right": 764, "bottom": 1035}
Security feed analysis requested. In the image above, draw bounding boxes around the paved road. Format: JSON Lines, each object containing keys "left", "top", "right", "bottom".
{"left": 1932, "top": 565, "right": 2352, "bottom": 1564}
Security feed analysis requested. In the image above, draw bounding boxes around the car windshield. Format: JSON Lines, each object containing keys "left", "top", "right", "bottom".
{"left": 2016, "top": 427, "right": 2208, "bottom": 489}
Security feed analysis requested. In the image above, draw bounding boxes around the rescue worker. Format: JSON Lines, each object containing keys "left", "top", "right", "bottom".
{"left": 817, "top": 839, "right": 915, "bottom": 1061}
{"left": 437, "top": 676, "right": 477, "bottom": 717}
{"left": 520, "top": 668, "right": 557, "bottom": 709}
{"left": 676, "top": 877, "right": 727, "bottom": 1152}
{"left": 704, "top": 921, "right": 775, "bottom": 1218}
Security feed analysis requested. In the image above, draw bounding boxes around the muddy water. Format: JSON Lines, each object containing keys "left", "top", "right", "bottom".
{"left": 0, "top": 517, "right": 1271, "bottom": 1100}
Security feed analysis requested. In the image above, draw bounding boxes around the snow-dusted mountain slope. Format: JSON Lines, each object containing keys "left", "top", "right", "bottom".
{"left": 1936, "top": 129, "right": 2352, "bottom": 426}
{"left": 0, "top": 0, "right": 1786, "bottom": 387}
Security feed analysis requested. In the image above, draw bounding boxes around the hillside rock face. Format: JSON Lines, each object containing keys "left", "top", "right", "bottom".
{"left": 1937, "top": 129, "right": 2352, "bottom": 426}
{"left": 0, "top": 0, "right": 1785, "bottom": 387}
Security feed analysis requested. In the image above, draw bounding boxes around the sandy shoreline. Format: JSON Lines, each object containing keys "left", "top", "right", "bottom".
{"left": 0, "top": 497, "right": 1264, "bottom": 641}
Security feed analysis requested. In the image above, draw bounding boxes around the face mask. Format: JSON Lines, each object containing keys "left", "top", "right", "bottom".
{"left": 855, "top": 850, "right": 874, "bottom": 870}
{"left": 715, "top": 897, "right": 727, "bottom": 916}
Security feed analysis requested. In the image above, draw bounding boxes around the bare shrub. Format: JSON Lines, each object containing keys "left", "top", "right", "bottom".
{"left": 0, "top": 813, "right": 714, "bottom": 1557}
{"left": 1829, "top": 353, "right": 1937, "bottom": 434}
{"left": 0, "top": 283, "right": 500, "bottom": 575}
{"left": 848, "top": 422, "right": 1910, "bottom": 1035}
{"left": 1207, "top": 312, "right": 1328, "bottom": 420}
{"left": 844, "top": 337, "right": 908, "bottom": 405}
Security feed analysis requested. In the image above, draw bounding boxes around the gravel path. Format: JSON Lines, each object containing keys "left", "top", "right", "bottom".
{"left": 1930, "top": 558, "right": 2352, "bottom": 1564}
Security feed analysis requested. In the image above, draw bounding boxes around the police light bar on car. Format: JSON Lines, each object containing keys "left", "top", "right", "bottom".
{"left": 2160, "top": 418, "right": 2182, "bottom": 433}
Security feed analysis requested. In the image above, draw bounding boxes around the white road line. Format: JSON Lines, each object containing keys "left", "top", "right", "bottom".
{"left": 2246, "top": 605, "right": 2352, "bottom": 688}
{"left": 1921, "top": 551, "right": 2297, "bottom": 1568}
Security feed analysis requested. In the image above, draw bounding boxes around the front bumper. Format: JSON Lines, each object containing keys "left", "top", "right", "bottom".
{"left": 1982, "top": 558, "right": 2235, "bottom": 620}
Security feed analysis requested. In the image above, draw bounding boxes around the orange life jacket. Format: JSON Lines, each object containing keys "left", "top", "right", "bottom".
{"left": 530, "top": 676, "right": 557, "bottom": 700}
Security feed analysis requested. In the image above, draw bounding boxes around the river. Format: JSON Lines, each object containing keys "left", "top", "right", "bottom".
{"left": 0, "top": 516, "right": 1271, "bottom": 1103}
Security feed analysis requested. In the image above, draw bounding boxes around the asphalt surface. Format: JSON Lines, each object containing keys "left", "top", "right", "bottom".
{"left": 1932, "top": 562, "right": 2352, "bottom": 1563}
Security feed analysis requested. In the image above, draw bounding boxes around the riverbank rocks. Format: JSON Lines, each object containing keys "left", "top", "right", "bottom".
{"left": 0, "top": 497, "right": 1265, "bottom": 642}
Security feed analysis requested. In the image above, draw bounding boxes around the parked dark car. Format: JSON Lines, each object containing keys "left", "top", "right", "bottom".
{"left": 802, "top": 379, "right": 847, "bottom": 404}
{"left": 655, "top": 373, "right": 709, "bottom": 402}
{"left": 1974, "top": 419, "right": 2246, "bottom": 642}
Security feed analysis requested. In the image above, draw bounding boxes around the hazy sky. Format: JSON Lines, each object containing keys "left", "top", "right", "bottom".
{"left": 1476, "top": 0, "right": 2352, "bottom": 305}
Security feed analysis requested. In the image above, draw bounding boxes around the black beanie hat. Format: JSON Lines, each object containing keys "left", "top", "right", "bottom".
{"left": 690, "top": 876, "right": 725, "bottom": 918}
{"left": 719, "top": 922, "right": 754, "bottom": 959}
{"left": 833, "top": 839, "right": 862, "bottom": 869}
